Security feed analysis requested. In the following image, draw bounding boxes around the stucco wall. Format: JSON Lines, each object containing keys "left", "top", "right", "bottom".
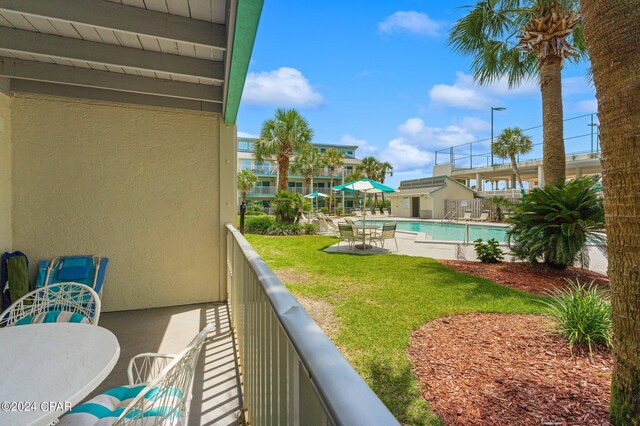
{"left": 11, "top": 94, "right": 222, "bottom": 311}
{"left": 0, "top": 91, "right": 11, "bottom": 252}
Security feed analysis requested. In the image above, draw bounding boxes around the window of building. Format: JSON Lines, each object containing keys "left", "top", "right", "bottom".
{"left": 345, "top": 150, "right": 354, "bottom": 157}
{"left": 345, "top": 165, "right": 353, "bottom": 173}
{"left": 238, "top": 141, "right": 254, "bottom": 151}
{"left": 241, "top": 160, "right": 252, "bottom": 170}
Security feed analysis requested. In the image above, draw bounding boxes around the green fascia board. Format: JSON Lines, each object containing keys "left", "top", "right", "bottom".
{"left": 224, "top": 0, "right": 264, "bottom": 124}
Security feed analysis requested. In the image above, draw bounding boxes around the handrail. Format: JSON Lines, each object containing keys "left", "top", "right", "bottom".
{"left": 226, "top": 223, "right": 399, "bottom": 426}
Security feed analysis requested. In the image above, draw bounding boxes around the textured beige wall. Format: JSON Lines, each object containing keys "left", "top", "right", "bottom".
{"left": 11, "top": 94, "right": 222, "bottom": 311}
{"left": 0, "top": 91, "right": 11, "bottom": 252}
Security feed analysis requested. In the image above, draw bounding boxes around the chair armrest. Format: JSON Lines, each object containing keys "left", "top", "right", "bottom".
{"left": 127, "top": 353, "right": 177, "bottom": 385}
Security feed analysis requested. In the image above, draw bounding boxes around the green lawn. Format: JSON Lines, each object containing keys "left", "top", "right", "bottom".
{"left": 246, "top": 235, "right": 547, "bottom": 425}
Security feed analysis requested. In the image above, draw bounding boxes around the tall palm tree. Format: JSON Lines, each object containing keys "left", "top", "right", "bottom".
{"left": 324, "top": 148, "right": 345, "bottom": 213}
{"left": 357, "top": 156, "right": 381, "bottom": 208}
{"left": 291, "top": 147, "right": 324, "bottom": 195}
{"left": 492, "top": 127, "right": 534, "bottom": 188}
{"left": 581, "top": 1, "right": 640, "bottom": 422}
{"left": 376, "top": 161, "right": 394, "bottom": 210}
{"left": 449, "top": 0, "right": 586, "bottom": 186}
{"left": 254, "top": 108, "right": 313, "bottom": 191}
{"left": 237, "top": 170, "right": 258, "bottom": 203}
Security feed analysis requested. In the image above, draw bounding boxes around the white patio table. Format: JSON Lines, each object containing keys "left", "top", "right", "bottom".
{"left": 0, "top": 322, "right": 120, "bottom": 426}
{"left": 352, "top": 223, "right": 381, "bottom": 250}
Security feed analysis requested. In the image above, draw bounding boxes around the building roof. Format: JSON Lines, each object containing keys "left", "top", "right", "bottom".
{"left": 391, "top": 175, "right": 475, "bottom": 196}
{"left": 0, "top": 0, "right": 263, "bottom": 123}
{"left": 389, "top": 187, "right": 444, "bottom": 196}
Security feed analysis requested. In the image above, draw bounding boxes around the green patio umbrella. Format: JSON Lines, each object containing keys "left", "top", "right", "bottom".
{"left": 304, "top": 191, "right": 329, "bottom": 211}
{"left": 332, "top": 178, "right": 396, "bottom": 224}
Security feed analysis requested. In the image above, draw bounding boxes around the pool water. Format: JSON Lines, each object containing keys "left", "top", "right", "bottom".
{"left": 355, "top": 220, "right": 509, "bottom": 243}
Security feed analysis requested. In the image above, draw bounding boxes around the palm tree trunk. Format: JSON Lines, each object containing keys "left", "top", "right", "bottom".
{"left": 277, "top": 154, "right": 289, "bottom": 191}
{"left": 510, "top": 154, "right": 523, "bottom": 189}
{"left": 242, "top": 192, "right": 247, "bottom": 203}
{"left": 329, "top": 172, "right": 334, "bottom": 212}
{"left": 582, "top": 1, "right": 640, "bottom": 423}
{"left": 539, "top": 55, "right": 566, "bottom": 186}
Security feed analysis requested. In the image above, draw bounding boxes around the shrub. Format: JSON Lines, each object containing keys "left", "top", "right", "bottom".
{"left": 266, "top": 222, "right": 304, "bottom": 236}
{"left": 543, "top": 279, "right": 612, "bottom": 353}
{"left": 245, "top": 216, "right": 274, "bottom": 234}
{"left": 507, "top": 176, "right": 605, "bottom": 269}
{"left": 272, "top": 190, "right": 310, "bottom": 223}
{"left": 473, "top": 238, "right": 504, "bottom": 263}
{"left": 302, "top": 223, "right": 318, "bottom": 235}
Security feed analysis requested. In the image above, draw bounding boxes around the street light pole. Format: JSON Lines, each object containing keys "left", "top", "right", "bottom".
{"left": 490, "top": 106, "right": 506, "bottom": 166}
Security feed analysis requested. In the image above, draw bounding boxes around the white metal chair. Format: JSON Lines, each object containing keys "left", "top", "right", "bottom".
{"left": 0, "top": 282, "right": 101, "bottom": 327}
{"left": 460, "top": 211, "right": 472, "bottom": 221}
{"left": 370, "top": 222, "right": 399, "bottom": 252}
{"left": 337, "top": 223, "right": 357, "bottom": 251}
{"left": 58, "top": 324, "right": 215, "bottom": 426}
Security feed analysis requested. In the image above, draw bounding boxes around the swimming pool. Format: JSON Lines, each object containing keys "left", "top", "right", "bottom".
{"left": 355, "top": 220, "right": 509, "bottom": 243}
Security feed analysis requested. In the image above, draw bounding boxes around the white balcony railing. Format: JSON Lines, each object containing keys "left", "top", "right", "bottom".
{"left": 226, "top": 224, "right": 399, "bottom": 425}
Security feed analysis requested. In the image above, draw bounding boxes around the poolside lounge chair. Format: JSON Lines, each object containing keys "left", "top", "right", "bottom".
{"left": 460, "top": 211, "right": 472, "bottom": 221}
{"left": 58, "top": 324, "right": 215, "bottom": 426}
{"left": 337, "top": 223, "right": 357, "bottom": 252}
{"left": 0, "top": 283, "right": 101, "bottom": 327}
{"left": 370, "top": 222, "right": 398, "bottom": 252}
{"left": 471, "top": 212, "right": 490, "bottom": 222}
{"left": 354, "top": 210, "right": 363, "bottom": 217}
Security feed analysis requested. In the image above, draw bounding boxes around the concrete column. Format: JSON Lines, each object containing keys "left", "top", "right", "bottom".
{"left": 576, "top": 167, "right": 583, "bottom": 178}
{"left": 219, "top": 121, "right": 237, "bottom": 301}
{"left": 537, "top": 165, "right": 544, "bottom": 188}
{"left": 475, "top": 173, "right": 483, "bottom": 191}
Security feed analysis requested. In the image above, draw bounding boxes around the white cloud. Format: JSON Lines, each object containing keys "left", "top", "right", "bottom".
{"left": 429, "top": 72, "right": 538, "bottom": 110}
{"left": 237, "top": 131, "right": 257, "bottom": 138}
{"left": 576, "top": 98, "right": 598, "bottom": 113}
{"left": 381, "top": 138, "right": 434, "bottom": 172}
{"left": 378, "top": 11, "right": 441, "bottom": 37}
{"left": 339, "top": 134, "right": 378, "bottom": 155}
{"left": 397, "top": 117, "right": 477, "bottom": 149}
{"left": 377, "top": 117, "right": 481, "bottom": 173}
{"left": 459, "top": 117, "right": 491, "bottom": 132}
{"left": 242, "top": 67, "right": 324, "bottom": 107}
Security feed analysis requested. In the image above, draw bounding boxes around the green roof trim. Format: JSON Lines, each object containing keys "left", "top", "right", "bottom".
{"left": 224, "top": 0, "right": 264, "bottom": 124}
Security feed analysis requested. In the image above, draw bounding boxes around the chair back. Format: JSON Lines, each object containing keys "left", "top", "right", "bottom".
{"left": 0, "top": 283, "right": 101, "bottom": 327}
{"left": 479, "top": 212, "right": 489, "bottom": 220}
{"left": 344, "top": 218, "right": 354, "bottom": 225}
{"left": 114, "top": 324, "right": 215, "bottom": 425}
{"left": 36, "top": 256, "right": 109, "bottom": 296}
{"left": 338, "top": 223, "right": 355, "bottom": 239}
{"left": 382, "top": 222, "right": 397, "bottom": 238}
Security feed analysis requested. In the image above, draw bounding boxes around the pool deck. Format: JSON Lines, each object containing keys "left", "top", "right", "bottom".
{"left": 326, "top": 216, "right": 608, "bottom": 276}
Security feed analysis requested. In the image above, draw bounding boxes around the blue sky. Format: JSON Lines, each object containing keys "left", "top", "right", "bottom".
{"left": 236, "top": 0, "right": 597, "bottom": 188}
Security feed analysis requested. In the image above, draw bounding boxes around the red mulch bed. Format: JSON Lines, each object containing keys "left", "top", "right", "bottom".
{"left": 409, "top": 314, "right": 612, "bottom": 426}
{"left": 438, "top": 261, "right": 609, "bottom": 296}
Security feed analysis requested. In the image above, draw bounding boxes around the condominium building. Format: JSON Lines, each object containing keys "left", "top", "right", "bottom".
{"left": 237, "top": 137, "right": 363, "bottom": 210}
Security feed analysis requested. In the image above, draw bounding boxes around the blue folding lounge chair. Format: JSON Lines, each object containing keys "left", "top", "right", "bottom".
{"left": 36, "top": 256, "right": 109, "bottom": 296}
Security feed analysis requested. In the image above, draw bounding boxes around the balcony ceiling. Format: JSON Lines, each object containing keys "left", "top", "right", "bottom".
{"left": 0, "top": 0, "right": 235, "bottom": 113}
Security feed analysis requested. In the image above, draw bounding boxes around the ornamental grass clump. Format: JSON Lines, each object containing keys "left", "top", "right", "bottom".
{"left": 544, "top": 279, "right": 612, "bottom": 353}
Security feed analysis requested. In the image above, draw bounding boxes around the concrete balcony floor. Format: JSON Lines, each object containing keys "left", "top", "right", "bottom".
{"left": 89, "top": 303, "right": 242, "bottom": 426}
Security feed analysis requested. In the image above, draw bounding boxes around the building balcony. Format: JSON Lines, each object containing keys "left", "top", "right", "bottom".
{"left": 93, "top": 225, "right": 399, "bottom": 425}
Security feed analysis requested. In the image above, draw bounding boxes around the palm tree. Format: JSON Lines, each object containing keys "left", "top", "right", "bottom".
{"left": 291, "top": 147, "right": 324, "bottom": 195}
{"left": 492, "top": 127, "right": 534, "bottom": 188}
{"left": 254, "top": 108, "right": 313, "bottom": 191}
{"left": 344, "top": 170, "right": 365, "bottom": 183}
{"left": 237, "top": 170, "right": 258, "bottom": 203}
{"left": 376, "top": 161, "right": 394, "bottom": 211}
{"left": 581, "top": 1, "right": 639, "bottom": 422}
{"left": 357, "top": 156, "right": 381, "bottom": 208}
{"left": 324, "top": 148, "right": 345, "bottom": 213}
{"left": 449, "top": 0, "right": 586, "bottom": 186}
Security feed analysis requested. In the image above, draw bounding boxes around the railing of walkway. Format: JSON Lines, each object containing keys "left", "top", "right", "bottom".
{"left": 434, "top": 113, "right": 600, "bottom": 169}
{"left": 226, "top": 223, "right": 399, "bottom": 426}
